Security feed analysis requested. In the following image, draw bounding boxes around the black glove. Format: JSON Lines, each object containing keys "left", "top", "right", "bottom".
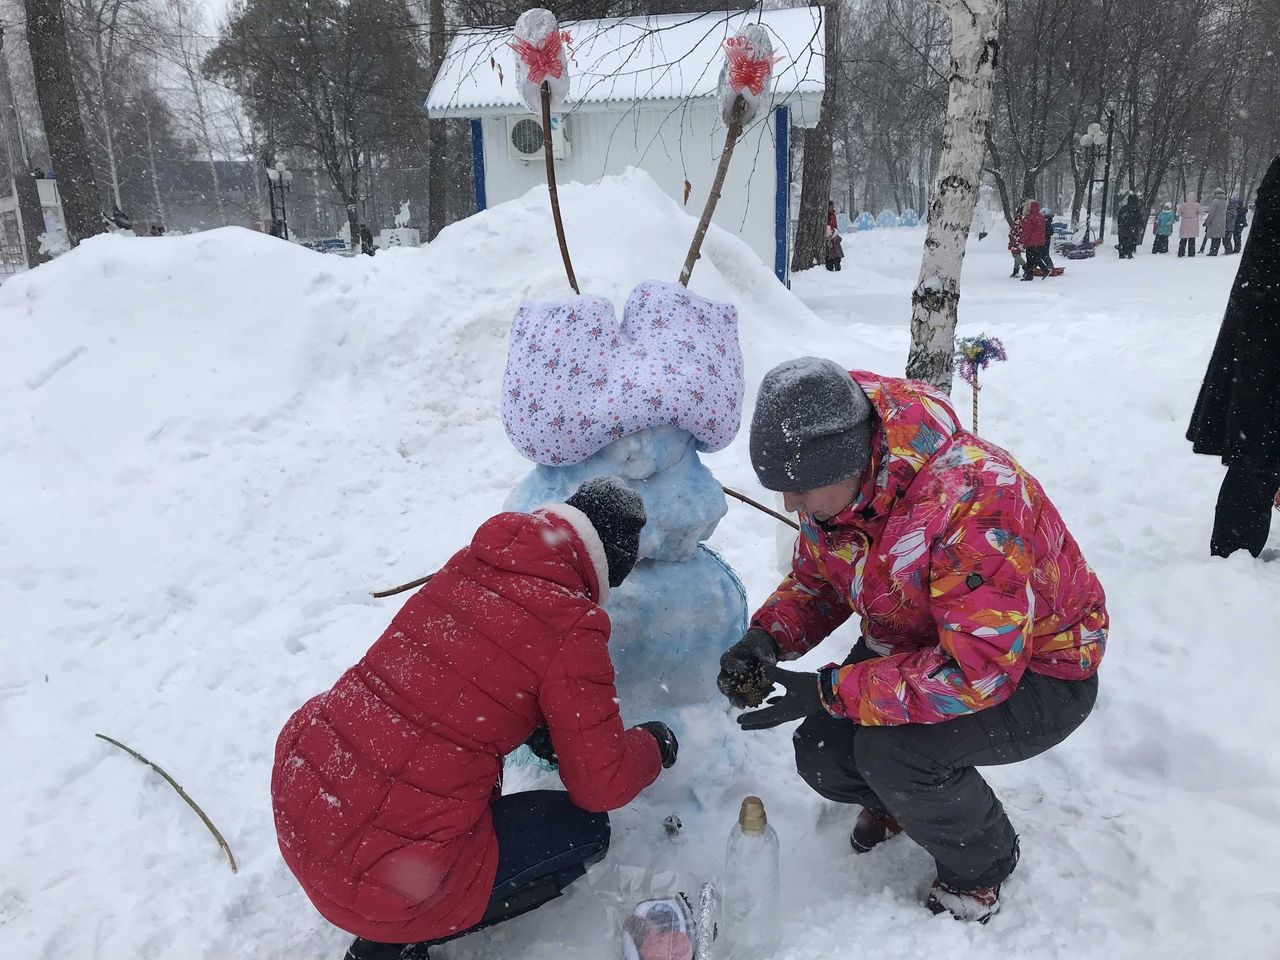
{"left": 717, "top": 628, "right": 781, "bottom": 708}
{"left": 736, "top": 663, "right": 825, "bottom": 731}
{"left": 638, "top": 721, "right": 679, "bottom": 769}
{"left": 524, "top": 726, "right": 558, "bottom": 767}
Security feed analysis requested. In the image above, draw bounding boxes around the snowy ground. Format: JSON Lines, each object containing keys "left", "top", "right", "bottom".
{"left": 2, "top": 170, "right": 1277, "bottom": 960}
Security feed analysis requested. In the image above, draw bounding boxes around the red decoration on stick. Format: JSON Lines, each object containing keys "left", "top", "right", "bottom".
{"left": 510, "top": 30, "right": 571, "bottom": 86}
{"left": 723, "top": 35, "right": 780, "bottom": 97}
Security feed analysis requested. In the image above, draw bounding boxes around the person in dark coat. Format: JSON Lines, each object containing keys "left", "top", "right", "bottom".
{"left": 1116, "top": 191, "right": 1144, "bottom": 259}
{"left": 1231, "top": 197, "right": 1248, "bottom": 254}
{"left": 1187, "top": 156, "right": 1280, "bottom": 558}
{"left": 272, "top": 477, "right": 678, "bottom": 960}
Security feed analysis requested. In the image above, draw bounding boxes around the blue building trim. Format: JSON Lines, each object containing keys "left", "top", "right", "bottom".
{"left": 773, "top": 106, "right": 789, "bottom": 284}
{"left": 470, "top": 119, "right": 487, "bottom": 212}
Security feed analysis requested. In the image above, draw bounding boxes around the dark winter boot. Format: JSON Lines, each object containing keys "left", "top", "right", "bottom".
{"left": 344, "top": 939, "right": 430, "bottom": 960}
{"left": 850, "top": 807, "right": 903, "bottom": 853}
{"left": 925, "top": 879, "right": 1003, "bottom": 923}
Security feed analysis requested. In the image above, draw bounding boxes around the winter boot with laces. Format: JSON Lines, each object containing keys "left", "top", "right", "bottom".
{"left": 849, "top": 807, "right": 903, "bottom": 854}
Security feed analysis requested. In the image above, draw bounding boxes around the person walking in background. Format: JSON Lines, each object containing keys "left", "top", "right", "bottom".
{"left": 1224, "top": 196, "right": 1240, "bottom": 253}
{"left": 1153, "top": 202, "right": 1176, "bottom": 254}
{"left": 1205, "top": 187, "right": 1228, "bottom": 255}
{"left": 1008, "top": 207, "right": 1026, "bottom": 278}
{"left": 1177, "top": 192, "right": 1202, "bottom": 257}
{"left": 1187, "top": 156, "right": 1280, "bottom": 559}
{"left": 1116, "top": 191, "right": 1144, "bottom": 259}
{"left": 1019, "top": 200, "right": 1050, "bottom": 280}
{"left": 1231, "top": 196, "right": 1248, "bottom": 254}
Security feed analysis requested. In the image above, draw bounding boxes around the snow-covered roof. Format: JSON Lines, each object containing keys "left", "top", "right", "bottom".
{"left": 425, "top": 6, "right": 825, "bottom": 119}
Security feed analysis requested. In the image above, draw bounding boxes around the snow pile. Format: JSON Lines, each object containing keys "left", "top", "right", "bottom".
{"left": 2, "top": 175, "right": 1279, "bottom": 960}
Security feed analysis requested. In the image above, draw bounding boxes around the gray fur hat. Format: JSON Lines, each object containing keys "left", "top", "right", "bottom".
{"left": 749, "top": 358, "right": 874, "bottom": 492}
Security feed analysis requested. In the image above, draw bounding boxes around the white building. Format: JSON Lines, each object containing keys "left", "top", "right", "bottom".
{"left": 425, "top": 6, "right": 825, "bottom": 284}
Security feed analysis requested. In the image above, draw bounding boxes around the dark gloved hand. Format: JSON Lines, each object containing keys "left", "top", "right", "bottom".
{"left": 736, "top": 663, "right": 824, "bottom": 731}
{"left": 637, "top": 721, "right": 679, "bottom": 769}
{"left": 524, "top": 726, "right": 558, "bottom": 767}
{"left": 717, "top": 628, "right": 781, "bottom": 708}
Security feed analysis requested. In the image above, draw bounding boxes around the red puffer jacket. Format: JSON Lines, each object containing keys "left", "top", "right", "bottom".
{"left": 1020, "top": 201, "right": 1047, "bottom": 247}
{"left": 271, "top": 505, "right": 662, "bottom": 944}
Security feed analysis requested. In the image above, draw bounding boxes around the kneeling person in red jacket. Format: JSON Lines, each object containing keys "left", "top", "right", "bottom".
{"left": 271, "top": 478, "right": 678, "bottom": 960}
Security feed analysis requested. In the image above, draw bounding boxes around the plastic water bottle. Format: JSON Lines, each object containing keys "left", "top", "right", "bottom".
{"left": 721, "top": 796, "right": 780, "bottom": 959}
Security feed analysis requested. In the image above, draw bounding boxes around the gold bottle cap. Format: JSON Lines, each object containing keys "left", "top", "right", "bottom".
{"left": 738, "top": 796, "right": 767, "bottom": 833}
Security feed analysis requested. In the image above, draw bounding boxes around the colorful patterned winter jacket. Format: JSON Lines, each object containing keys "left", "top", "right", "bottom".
{"left": 751, "top": 372, "right": 1107, "bottom": 726}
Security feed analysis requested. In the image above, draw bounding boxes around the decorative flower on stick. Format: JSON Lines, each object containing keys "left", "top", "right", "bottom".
{"left": 678, "top": 24, "right": 780, "bottom": 287}
{"left": 512, "top": 9, "right": 579, "bottom": 293}
{"left": 955, "top": 334, "right": 1007, "bottom": 433}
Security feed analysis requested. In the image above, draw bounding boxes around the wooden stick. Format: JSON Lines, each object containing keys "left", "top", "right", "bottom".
{"left": 678, "top": 96, "right": 747, "bottom": 287}
{"left": 95, "top": 733, "right": 237, "bottom": 874}
{"left": 541, "top": 82, "right": 578, "bottom": 294}
{"left": 370, "top": 573, "right": 435, "bottom": 599}
{"left": 723, "top": 485, "right": 800, "bottom": 530}
{"left": 971, "top": 372, "right": 980, "bottom": 433}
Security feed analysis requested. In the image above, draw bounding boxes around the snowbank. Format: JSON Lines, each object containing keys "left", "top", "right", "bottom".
{"left": 2, "top": 174, "right": 1277, "bottom": 960}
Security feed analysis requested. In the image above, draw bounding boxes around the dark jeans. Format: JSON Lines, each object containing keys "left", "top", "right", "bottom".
{"left": 1232, "top": 226, "right": 1244, "bottom": 251}
{"left": 346, "top": 791, "right": 610, "bottom": 960}
{"left": 1211, "top": 464, "right": 1280, "bottom": 558}
{"left": 792, "top": 642, "right": 1098, "bottom": 890}
{"left": 1178, "top": 237, "right": 1196, "bottom": 257}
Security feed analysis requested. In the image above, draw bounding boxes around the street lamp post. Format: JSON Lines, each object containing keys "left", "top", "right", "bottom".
{"left": 1079, "top": 123, "right": 1105, "bottom": 243}
{"left": 1096, "top": 108, "right": 1116, "bottom": 240}
{"left": 266, "top": 160, "right": 293, "bottom": 239}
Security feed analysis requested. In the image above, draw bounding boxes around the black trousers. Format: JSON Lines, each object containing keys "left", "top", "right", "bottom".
{"left": 1152, "top": 234, "right": 1169, "bottom": 254}
{"left": 1232, "top": 226, "right": 1244, "bottom": 251}
{"left": 792, "top": 642, "right": 1097, "bottom": 890}
{"left": 347, "top": 791, "right": 610, "bottom": 960}
{"left": 1209, "top": 236, "right": 1224, "bottom": 255}
{"left": 1178, "top": 237, "right": 1197, "bottom": 257}
{"left": 1023, "top": 247, "right": 1053, "bottom": 277}
{"left": 1211, "top": 463, "right": 1280, "bottom": 558}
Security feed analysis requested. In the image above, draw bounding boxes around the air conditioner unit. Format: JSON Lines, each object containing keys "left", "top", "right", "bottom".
{"left": 507, "top": 114, "right": 570, "bottom": 163}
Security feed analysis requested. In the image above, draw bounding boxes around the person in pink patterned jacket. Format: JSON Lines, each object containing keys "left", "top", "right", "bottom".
{"left": 718, "top": 358, "right": 1107, "bottom": 923}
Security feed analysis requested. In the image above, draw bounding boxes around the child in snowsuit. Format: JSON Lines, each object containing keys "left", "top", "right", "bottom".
{"left": 1153, "top": 203, "right": 1176, "bottom": 253}
{"left": 1008, "top": 212, "right": 1026, "bottom": 277}
{"left": 826, "top": 231, "right": 844, "bottom": 271}
{"left": 271, "top": 478, "right": 678, "bottom": 960}
{"left": 721, "top": 359, "right": 1106, "bottom": 923}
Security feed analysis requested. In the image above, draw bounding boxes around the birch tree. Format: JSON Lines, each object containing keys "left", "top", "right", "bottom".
{"left": 904, "top": 0, "right": 998, "bottom": 393}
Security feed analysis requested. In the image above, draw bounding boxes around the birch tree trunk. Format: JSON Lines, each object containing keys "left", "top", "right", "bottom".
{"left": 905, "top": 0, "right": 999, "bottom": 393}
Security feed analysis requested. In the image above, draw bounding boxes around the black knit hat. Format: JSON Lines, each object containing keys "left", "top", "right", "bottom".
{"left": 564, "top": 477, "right": 646, "bottom": 588}
{"left": 749, "top": 358, "right": 874, "bottom": 492}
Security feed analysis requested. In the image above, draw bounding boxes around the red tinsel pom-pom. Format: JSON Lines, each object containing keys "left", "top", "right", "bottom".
{"left": 724, "top": 35, "right": 780, "bottom": 97}
{"left": 511, "top": 30, "right": 572, "bottom": 86}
